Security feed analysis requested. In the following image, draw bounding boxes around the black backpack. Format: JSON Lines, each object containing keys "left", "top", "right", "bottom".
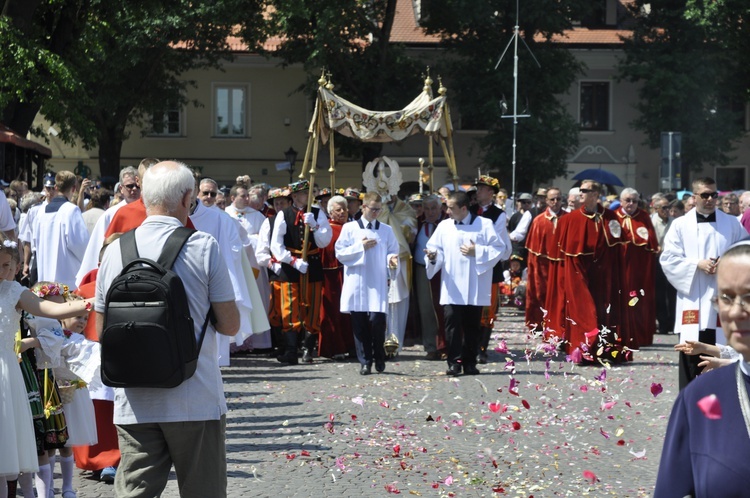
{"left": 100, "top": 227, "right": 210, "bottom": 388}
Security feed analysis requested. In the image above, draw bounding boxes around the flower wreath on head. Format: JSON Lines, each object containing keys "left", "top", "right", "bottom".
{"left": 2, "top": 239, "right": 17, "bottom": 249}
{"left": 31, "top": 281, "right": 71, "bottom": 301}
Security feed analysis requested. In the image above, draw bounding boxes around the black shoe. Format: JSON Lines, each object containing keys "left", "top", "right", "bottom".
{"left": 301, "top": 349, "right": 314, "bottom": 363}
{"left": 360, "top": 364, "right": 372, "bottom": 375}
{"left": 425, "top": 351, "right": 440, "bottom": 361}
{"left": 277, "top": 352, "right": 299, "bottom": 365}
{"left": 375, "top": 362, "right": 385, "bottom": 373}
{"left": 463, "top": 365, "right": 480, "bottom": 375}
{"left": 446, "top": 364, "right": 461, "bottom": 376}
{"left": 477, "top": 351, "right": 488, "bottom": 364}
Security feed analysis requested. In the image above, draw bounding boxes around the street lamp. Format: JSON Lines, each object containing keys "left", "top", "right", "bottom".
{"left": 285, "top": 147, "right": 298, "bottom": 184}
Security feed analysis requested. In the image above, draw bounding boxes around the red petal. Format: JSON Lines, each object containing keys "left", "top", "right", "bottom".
{"left": 697, "top": 394, "right": 722, "bottom": 420}
{"left": 522, "top": 399, "right": 530, "bottom": 409}
{"left": 650, "top": 382, "right": 663, "bottom": 397}
{"left": 582, "top": 470, "right": 597, "bottom": 483}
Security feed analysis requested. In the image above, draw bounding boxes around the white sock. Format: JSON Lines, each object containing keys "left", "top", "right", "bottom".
{"left": 35, "top": 464, "right": 52, "bottom": 498}
{"left": 60, "top": 455, "right": 75, "bottom": 493}
{"left": 18, "top": 472, "right": 35, "bottom": 498}
{"left": 47, "top": 453, "right": 56, "bottom": 498}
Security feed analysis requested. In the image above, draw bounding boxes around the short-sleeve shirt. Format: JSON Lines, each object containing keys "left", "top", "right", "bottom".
{"left": 95, "top": 215, "right": 235, "bottom": 424}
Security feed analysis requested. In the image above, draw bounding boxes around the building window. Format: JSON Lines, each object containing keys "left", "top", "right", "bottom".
{"left": 214, "top": 85, "right": 247, "bottom": 137}
{"left": 150, "top": 108, "right": 183, "bottom": 136}
{"left": 579, "top": 81, "right": 610, "bottom": 131}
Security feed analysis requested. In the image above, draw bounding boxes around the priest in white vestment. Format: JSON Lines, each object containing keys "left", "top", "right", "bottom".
{"left": 33, "top": 171, "right": 90, "bottom": 288}
{"left": 425, "top": 191, "right": 504, "bottom": 377}
{"left": 336, "top": 192, "right": 399, "bottom": 375}
{"left": 660, "top": 177, "right": 746, "bottom": 388}
{"left": 189, "top": 200, "right": 269, "bottom": 365}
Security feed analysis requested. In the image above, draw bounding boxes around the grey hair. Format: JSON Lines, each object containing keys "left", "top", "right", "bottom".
{"left": 327, "top": 195, "right": 347, "bottom": 215}
{"left": 200, "top": 178, "right": 219, "bottom": 190}
{"left": 141, "top": 161, "right": 195, "bottom": 213}
{"left": 20, "top": 192, "right": 44, "bottom": 213}
{"left": 423, "top": 194, "right": 441, "bottom": 208}
{"left": 119, "top": 166, "right": 139, "bottom": 184}
{"left": 620, "top": 187, "right": 639, "bottom": 200}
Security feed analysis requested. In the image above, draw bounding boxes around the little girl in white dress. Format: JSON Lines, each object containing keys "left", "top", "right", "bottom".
{"left": 0, "top": 237, "right": 93, "bottom": 498}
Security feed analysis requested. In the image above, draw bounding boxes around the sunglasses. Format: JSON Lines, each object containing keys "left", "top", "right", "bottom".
{"left": 579, "top": 188, "right": 595, "bottom": 194}
{"left": 698, "top": 191, "right": 719, "bottom": 200}
{"left": 547, "top": 197, "right": 562, "bottom": 201}
{"left": 122, "top": 183, "right": 139, "bottom": 190}
{"left": 202, "top": 191, "right": 218, "bottom": 197}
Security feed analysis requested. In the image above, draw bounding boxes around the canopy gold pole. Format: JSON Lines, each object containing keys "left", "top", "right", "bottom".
{"left": 328, "top": 128, "right": 336, "bottom": 191}
{"left": 428, "top": 138, "right": 435, "bottom": 194}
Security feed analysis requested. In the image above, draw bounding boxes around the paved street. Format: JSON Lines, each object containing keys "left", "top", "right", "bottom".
{"left": 69, "top": 308, "right": 679, "bottom": 497}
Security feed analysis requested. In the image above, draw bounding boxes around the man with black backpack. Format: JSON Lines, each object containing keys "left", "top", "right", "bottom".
{"left": 95, "top": 161, "right": 239, "bottom": 498}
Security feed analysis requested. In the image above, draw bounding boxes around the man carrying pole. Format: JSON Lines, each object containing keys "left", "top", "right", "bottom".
{"left": 270, "top": 179, "right": 332, "bottom": 364}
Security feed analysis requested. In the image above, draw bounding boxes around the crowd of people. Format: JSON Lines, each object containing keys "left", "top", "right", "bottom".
{"left": 2, "top": 158, "right": 750, "bottom": 497}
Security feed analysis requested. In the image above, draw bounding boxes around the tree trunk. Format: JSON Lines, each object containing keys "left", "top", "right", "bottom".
{"left": 97, "top": 127, "right": 124, "bottom": 181}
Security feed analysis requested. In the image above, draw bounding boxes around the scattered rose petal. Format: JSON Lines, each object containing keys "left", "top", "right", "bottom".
{"left": 583, "top": 470, "right": 598, "bottom": 483}
{"left": 617, "top": 440, "right": 626, "bottom": 446}
{"left": 629, "top": 448, "right": 647, "bottom": 459}
{"left": 300, "top": 450, "right": 311, "bottom": 457}
{"left": 697, "top": 394, "right": 722, "bottom": 419}
{"left": 509, "top": 378, "right": 519, "bottom": 396}
{"left": 571, "top": 348, "right": 583, "bottom": 364}
{"left": 393, "top": 444, "right": 401, "bottom": 455}
{"left": 444, "top": 476, "right": 453, "bottom": 486}
{"left": 380, "top": 400, "right": 390, "bottom": 408}
{"left": 600, "top": 427, "right": 610, "bottom": 439}
{"left": 512, "top": 421, "right": 521, "bottom": 431}
{"left": 521, "top": 399, "right": 530, "bottom": 409}
{"left": 580, "top": 384, "right": 589, "bottom": 393}
{"left": 351, "top": 396, "right": 364, "bottom": 407}
{"left": 650, "top": 382, "right": 663, "bottom": 397}
{"left": 351, "top": 414, "right": 357, "bottom": 421}
{"left": 494, "top": 340, "right": 508, "bottom": 354}
{"left": 488, "top": 402, "right": 501, "bottom": 413}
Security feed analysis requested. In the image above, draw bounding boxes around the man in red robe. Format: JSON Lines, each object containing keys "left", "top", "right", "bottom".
{"left": 615, "top": 188, "right": 659, "bottom": 348}
{"left": 557, "top": 180, "right": 626, "bottom": 363}
{"left": 524, "top": 187, "right": 566, "bottom": 332}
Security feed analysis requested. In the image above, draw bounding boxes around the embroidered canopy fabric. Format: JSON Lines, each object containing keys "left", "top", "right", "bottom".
{"left": 317, "top": 87, "right": 449, "bottom": 143}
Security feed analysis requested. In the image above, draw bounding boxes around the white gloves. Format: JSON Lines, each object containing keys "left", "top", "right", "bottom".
{"left": 292, "top": 258, "right": 309, "bottom": 274}
{"left": 303, "top": 212, "right": 317, "bottom": 228}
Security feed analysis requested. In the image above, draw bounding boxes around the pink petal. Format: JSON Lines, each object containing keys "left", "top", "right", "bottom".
{"left": 571, "top": 348, "right": 583, "bottom": 364}
{"left": 697, "top": 394, "right": 722, "bottom": 420}
{"left": 488, "top": 402, "right": 501, "bottom": 413}
{"left": 444, "top": 476, "right": 454, "bottom": 485}
{"left": 582, "top": 470, "right": 598, "bottom": 483}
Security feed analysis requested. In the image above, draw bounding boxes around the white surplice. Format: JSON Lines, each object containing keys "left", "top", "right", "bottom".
{"left": 336, "top": 219, "right": 399, "bottom": 314}
{"left": 75, "top": 201, "right": 129, "bottom": 286}
{"left": 425, "top": 213, "right": 504, "bottom": 306}
{"left": 659, "top": 209, "right": 745, "bottom": 342}
{"left": 190, "top": 202, "right": 270, "bottom": 361}
{"left": 33, "top": 199, "right": 89, "bottom": 288}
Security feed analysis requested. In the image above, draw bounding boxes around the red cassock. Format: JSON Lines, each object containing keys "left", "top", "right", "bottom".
{"left": 73, "top": 276, "right": 120, "bottom": 471}
{"left": 524, "top": 208, "right": 566, "bottom": 331}
{"left": 317, "top": 220, "right": 354, "bottom": 358}
{"left": 616, "top": 208, "right": 659, "bottom": 348}
{"left": 104, "top": 198, "right": 194, "bottom": 238}
{"left": 557, "top": 205, "right": 626, "bottom": 361}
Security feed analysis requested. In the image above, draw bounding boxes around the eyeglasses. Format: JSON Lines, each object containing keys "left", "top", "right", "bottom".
{"left": 547, "top": 197, "right": 562, "bottom": 201}
{"left": 711, "top": 293, "right": 750, "bottom": 312}
{"left": 366, "top": 206, "right": 382, "bottom": 212}
{"left": 579, "top": 188, "right": 594, "bottom": 194}
{"left": 201, "top": 191, "right": 217, "bottom": 197}
{"left": 121, "top": 183, "right": 139, "bottom": 190}
{"left": 622, "top": 198, "right": 638, "bottom": 204}
{"left": 656, "top": 206, "right": 669, "bottom": 210}
{"left": 698, "top": 191, "right": 719, "bottom": 200}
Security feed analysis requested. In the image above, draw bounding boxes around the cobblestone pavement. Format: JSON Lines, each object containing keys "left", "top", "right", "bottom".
{"left": 66, "top": 308, "right": 680, "bottom": 497}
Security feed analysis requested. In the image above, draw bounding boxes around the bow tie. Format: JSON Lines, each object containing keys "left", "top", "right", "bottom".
{"left": 697, "top": 212, "right": 716, "bottom": 223}
{"left": 455, "top": 220, "right": 464, "bottom": 225}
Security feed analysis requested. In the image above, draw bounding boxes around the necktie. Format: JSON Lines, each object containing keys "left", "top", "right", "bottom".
{"left": 477, "top": 207, "right": 484, "bottom": 215}
{"left": 366, "top": 222, "right": 372, "bottom": 229}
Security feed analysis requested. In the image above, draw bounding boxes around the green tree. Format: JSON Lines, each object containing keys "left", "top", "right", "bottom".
{"left": 241, "top": 0, "right": 423, "bottom": 166}
{"left": 618, "top": 0, "right": 747, "bottom": 179}
{"left": 1, "top": 0, "right": 262, "bottom": 180}
{"left": 420, "top": 0, "right": 592, "bottom": 192}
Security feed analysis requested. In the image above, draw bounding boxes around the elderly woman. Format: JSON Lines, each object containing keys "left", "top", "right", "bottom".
{"left": 318, "top": 195, "right": 354, "bottom": 359}
{"left": 655, "top": 240, "right": 750, "bottom": 496}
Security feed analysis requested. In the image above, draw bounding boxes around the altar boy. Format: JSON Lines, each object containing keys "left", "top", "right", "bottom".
{"left": 336, "top": 192, "right": 399, "bottom": 375}
{"left": 425, "top": 191, "right": 505, "bottom": 376}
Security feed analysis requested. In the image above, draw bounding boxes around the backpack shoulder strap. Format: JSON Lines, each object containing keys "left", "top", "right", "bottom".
{"left": 157, "top": 227, "right": 196, "bottom": 270}
{"left": 120, "top": 229, "right": 139, "bottom": 267}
